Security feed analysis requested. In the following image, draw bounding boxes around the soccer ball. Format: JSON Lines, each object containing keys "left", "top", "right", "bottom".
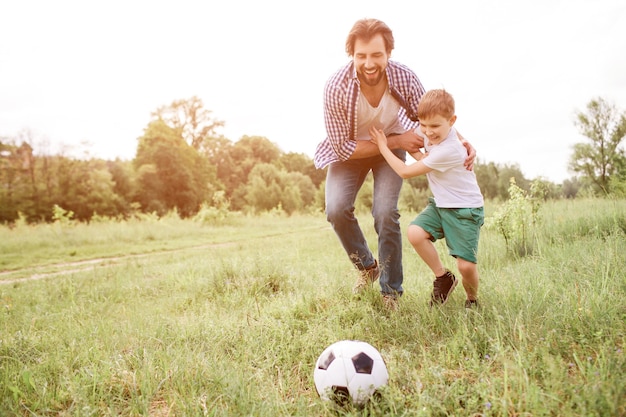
{"left": 313, "top": 340, "right": 389, "bottom": 406}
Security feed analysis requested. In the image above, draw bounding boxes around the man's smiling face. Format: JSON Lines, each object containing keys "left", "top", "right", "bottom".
{"left": 353, "top": 34, "right": 389, "bottom": 87}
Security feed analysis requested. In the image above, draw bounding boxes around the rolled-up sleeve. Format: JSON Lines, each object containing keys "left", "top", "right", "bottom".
{"left": 313, "top": 65, "right": 358, "bottom": 169}
{"left": 324, "top": 81, "right": 356, "bottom": 162}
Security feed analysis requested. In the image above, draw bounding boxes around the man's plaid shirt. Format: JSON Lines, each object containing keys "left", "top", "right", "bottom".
{"left": 314, "top": 60, "right": 425, "bottom": 169}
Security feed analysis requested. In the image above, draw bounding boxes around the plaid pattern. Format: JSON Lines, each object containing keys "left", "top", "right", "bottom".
{"left": 313, "top": 60, "right": 425, "bottom": 169}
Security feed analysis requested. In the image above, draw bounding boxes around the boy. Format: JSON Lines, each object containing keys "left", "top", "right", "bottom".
{"left": 369, "top": 89, "right": 484, "bottom": 308}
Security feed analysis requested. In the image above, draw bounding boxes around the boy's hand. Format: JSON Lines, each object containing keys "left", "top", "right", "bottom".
{"left": 368, "top": 126, "right": 387, "bottom": 147}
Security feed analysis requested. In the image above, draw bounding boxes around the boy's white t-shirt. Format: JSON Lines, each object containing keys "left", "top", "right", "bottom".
{"left": 417, "top": 127, "right": 484, "bottom": 208}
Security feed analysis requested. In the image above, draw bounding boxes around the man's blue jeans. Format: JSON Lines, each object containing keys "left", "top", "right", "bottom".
{"left": 325, "top": 149, "right": 405, "bottom": 296}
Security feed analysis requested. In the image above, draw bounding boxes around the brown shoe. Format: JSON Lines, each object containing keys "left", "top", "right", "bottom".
{"left": 352, "top": 260, "right": 380, "bottom": 294}
{"left": 382, "top": 294, "right": 398, "bottom": 311}
{"left": 430, "top": 269, "right": 458, "bottom": 307}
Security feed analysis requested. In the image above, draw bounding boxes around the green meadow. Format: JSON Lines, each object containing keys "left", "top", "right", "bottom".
{"left": 1, "top": 199, "right": 625, "bottom": 416}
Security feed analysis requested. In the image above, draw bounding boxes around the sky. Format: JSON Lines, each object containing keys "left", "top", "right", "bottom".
{"left": 1, "top": 0, "right": 625, "bottom": 183}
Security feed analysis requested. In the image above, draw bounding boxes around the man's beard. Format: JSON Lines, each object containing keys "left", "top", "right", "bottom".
{"left": 358, "top": 66, "right": 385, "bottom": 87}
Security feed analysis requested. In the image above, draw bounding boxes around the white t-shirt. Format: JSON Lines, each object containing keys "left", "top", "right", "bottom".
{"left": 355, "top": 89, "right": 404, "bottom": 140}
{"left": 418, "top": 127, "right": 484, "bottom": 208}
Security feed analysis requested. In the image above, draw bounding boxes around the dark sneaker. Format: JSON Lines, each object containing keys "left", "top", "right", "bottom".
{"left": 430, "top": 269, "right": 458, "bottom": 306}
{"left": 353, "top": 261, "right": 380, "bottom": 294}
{"left": 465, "top": 299, "right": 479, "bottom": 309}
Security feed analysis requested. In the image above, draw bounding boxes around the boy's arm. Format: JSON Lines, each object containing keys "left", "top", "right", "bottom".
{"left": 369, "top": 127, "right": 432, "bottom": 179}
{"left": 409, "top": 150, "right": 425, "bottom": 161}
{"left": 350, "top": 129, "right": 425, "bottom": 159}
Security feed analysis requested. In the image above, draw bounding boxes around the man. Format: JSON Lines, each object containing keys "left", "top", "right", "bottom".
{"left": 314, "top": 18, "right": 475, "bottom": 310}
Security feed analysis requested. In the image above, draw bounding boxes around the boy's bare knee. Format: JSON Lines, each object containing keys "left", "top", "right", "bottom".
{"left": 407, "top": 224, "right": 429, "bottom": 245}
{"left": 457, "top": 258, "right": 476, "bottom": 276}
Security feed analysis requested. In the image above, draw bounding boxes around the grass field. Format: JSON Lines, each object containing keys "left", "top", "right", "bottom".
{"left": 1, "top": 199, "right": 625, "bottom": 416}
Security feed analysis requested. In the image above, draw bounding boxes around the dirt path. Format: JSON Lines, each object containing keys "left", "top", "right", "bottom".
{"left": 1, "top": 225, "right": 329, "bottom": 286}
{"left": 0, "top": 241, "right": 237, "bottom": 286}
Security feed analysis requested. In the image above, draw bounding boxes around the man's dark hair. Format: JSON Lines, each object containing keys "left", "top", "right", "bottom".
{"left": 345, "top": 18, "right": 395, "bottom": 56}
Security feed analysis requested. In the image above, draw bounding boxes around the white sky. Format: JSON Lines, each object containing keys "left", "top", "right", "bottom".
{"left": 1, "top": 0, "right": 625, "bottom": 183}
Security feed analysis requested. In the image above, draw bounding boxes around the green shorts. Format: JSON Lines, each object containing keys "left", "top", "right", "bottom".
{"left": 410, "top": 198, "right": 484, "bottom": 263}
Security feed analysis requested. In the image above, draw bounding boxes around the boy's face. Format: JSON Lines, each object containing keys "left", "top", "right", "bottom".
{"left": 353, "top": 34, "right": 389, "bottom": 87}
{"left": 419, "top": 114, "right": 457, "bottom": 145}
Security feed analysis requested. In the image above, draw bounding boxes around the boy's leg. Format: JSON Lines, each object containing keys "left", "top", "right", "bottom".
{"left": 457, "top": 258, "right": 479, "bottom": 301}
{"left": 408, "top": 221, "right": 458, "bottom": 305}
{"left": 439, "top": 206, "right": 484, "bottom": 306}
{"left": 407, "top": 224, "right": 445, "bottom": 277}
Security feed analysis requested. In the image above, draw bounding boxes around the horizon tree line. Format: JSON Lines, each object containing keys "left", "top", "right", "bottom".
{"left": 1, "top": 96, "right": 624, "bottom": 224}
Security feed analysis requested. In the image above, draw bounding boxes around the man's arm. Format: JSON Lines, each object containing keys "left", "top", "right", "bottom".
{"left": 349, "top": 129, "right": 425, "bottom": 160}
{"left": 456, "top": 130, "right": 476, "bottom": 171}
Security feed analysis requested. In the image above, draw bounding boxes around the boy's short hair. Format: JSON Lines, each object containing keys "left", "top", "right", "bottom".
{"left": 418, "top": 89, "right": 455, "bottom": 120}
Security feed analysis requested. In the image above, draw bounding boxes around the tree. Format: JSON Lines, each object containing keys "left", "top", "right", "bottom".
{"left": 472, "top": 160, "right": 529, "bottom": 201}
{"left": 226, "top": 136, "right": 282, "bottom": 210}
{"left": 151, "top": 96, "right": 224, "bottom": 151}
{"left": 241, "top": 163, "right": 316, "bottom": 214}
{"left": 474, "top": 161, "right": 500, "bottom": 200}
{"left": 569, "top": 97, "right": 626, "bottom": 194}
{"left": 106, "top": 159, "right": 135, "bottom": 215}
{"left": 134, "top": 119, "right": 217, "bottom": 217}
{"left": 243, "top": 163, "right": 283, "bottom": 213}
{"left": 399, "top": 175, "right": 429, "bottom": 212}
{"left": 277, "top": 152, "right": 326, "bottom": 188}
{"left": 0, "top": 140, "right": 23, "bottom": 222}
{"left": 41, "top": 156, "right": 123, "bottom": 221}
{"left": 0, "top": 135, "right": 55, "bottom": 222}
{"left": 282, "top": 171, "right": 316, "bottom": 213}
{"left": 562, "top": 177, "right": 581, "bottom": 199}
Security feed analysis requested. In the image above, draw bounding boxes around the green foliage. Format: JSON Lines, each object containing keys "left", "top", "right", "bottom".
{"left": 489, "top": 178, "right": 546, "bottom": 257}
{"left": 15, "top": 95, "right": 621, "bottom": 224}
{"left": 569, "top": 97, "right": 626, "bottom": 194}
{"left": 134, "top": 119, "right": 216, "bottom": 217}
{"left": 51, "top": 204, "right": 74, "bottom": 225}
{"left": 277, "top": 152, "right": 327, "bottom": 188}
{"left": 314, "top": 180, "right": 326, "bottom": 214}
{"left": 242, "top": 163, "right": 316, "bottom": 215}
{"left": 562, "top": 176, "right": 582, "bottom": 199}
{"left": 354, "top": 174, "right": 373, "bottom": 214}
{"left": 152, "top": 96, "right": 225, "bottom": 150}
{"left": 474, "top": 160, "right": 530, "bottom": 201}
{"left": 398, "top": 175, "right": 429, "bottom": 213}
{"left": 0, "top": 141, "right": 35, "bottom": 222}
{"left": 193, "top": 191, "right": 231, "bottom": 225}
{"left": 608, "top": 171, "right": 626, "bottom": 198}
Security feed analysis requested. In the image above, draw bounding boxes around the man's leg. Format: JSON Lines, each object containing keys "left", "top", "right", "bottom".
{"left": 371, "top": 151, "right": 405, "bottom": 296}
{"left": 325, "top": 160, "right": 376, "bottom": 271}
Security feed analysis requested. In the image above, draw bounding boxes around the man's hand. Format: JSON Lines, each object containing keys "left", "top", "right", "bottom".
{"left": 462, "top": 140, "right": 476, "bottom": 171}
{"left": 387, "top": 129, "right": 424, "bottom": 153}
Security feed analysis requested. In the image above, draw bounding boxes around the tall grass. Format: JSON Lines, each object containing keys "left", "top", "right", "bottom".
{"left": 0, "top": 199, "right": 624, "bottom": 416}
